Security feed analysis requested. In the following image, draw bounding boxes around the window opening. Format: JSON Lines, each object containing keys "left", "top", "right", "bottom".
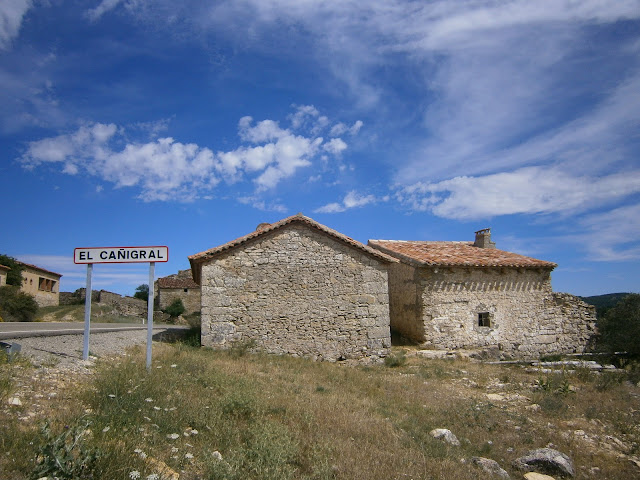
{"left": 478, "top": 312, "right": 491, "bottom": 328}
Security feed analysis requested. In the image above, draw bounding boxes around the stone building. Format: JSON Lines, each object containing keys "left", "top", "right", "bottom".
{"left": 0, "top": 264, "right": 9, "bottom": 286}
{"left": 156, "top": 269, "right": 201, "bottom": 315}
{"left": 368, "top": 229, "right": 596, "bottom": 358}
{"left": 18, "top": 261, "right": 62, "bottom": 307}
{"left": 189, "top": 214, "right": 396, "bottom": 361}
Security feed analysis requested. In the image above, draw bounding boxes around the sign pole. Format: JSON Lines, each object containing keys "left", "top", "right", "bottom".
{"left": 146, "top": 262, "right": 155, "bottom": 370}
{"left": 82, "top": 263, "right": 93, "bottom": 361}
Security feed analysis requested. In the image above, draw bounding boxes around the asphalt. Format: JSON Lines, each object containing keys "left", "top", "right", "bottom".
{"left": 0, "top": 321, "right": 189, "bottom": 340}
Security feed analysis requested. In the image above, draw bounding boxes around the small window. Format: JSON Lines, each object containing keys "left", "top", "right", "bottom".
{"left": 184, "top": 288, "right": 188, "bottom": 293}
{"left": 478, "top": 312, "right": 491, "bottom": 328}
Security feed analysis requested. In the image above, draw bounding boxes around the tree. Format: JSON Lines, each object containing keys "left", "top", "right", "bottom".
{"left": 0, "top": 286, "right": 38, "bottom": 322}
{"left": 164, "top": 298, "right": 185, "bottom": 319}
{"left": 134, "top": 284, "right": 149, "bottom": 301}
{"left": 597, "top": 293, "right": 640, "bottom": 356}
{"left": 0, "top": 254, "right": 24, "bottom": 286}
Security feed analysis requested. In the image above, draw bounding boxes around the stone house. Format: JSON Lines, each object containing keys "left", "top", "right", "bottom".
{"left": 0, "top": 264, "right": 9, "bottom": 286}
{"left": 156, "top": 269, "right": 201, "bottom": 315}
{"left": 188, "top": 214, "right": 396, "bottom": 361}
{"left": 368, "top": 229, "right": 596, "bottom": 358}
{"left": 17, "top": 261, "right": 62, "bottom": 307}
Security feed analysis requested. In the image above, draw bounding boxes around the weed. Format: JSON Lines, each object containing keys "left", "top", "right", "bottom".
{"left": 228, "top": 338, "right": 258, "bottom": 358}
{"left": 32, "top": 419, "right": 101, "bottom": 480}
{"left": 384, "top": 349, "right": 407, "bottom": 368}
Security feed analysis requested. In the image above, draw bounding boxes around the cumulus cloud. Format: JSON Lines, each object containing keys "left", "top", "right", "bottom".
{"left": 0, "top": 0, "right": 32, "bottom": 50}
{"left": 21, "top": 106, "right": 359, "bottom": 202}
{"left": 315, "top": 190, "right": 378, "bottom": 213}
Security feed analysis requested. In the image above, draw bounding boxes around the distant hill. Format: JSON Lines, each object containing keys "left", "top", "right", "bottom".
{"left": 580, "top": 293, "right": 632, "bottom": 318}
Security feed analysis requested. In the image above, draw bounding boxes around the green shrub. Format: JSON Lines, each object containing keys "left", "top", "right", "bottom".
{"left": 0, "top": 285, "right": 38, "bottom": 322}
{"left": 164, "top": 298, "right": 185, "bottom": 318}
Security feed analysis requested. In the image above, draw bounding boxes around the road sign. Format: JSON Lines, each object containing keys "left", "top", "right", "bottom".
{"left": 75, "top": 245, "right": 168, "bottom": 370}
{"left": 74, "top": 246, "right": 168, "bottom": 264}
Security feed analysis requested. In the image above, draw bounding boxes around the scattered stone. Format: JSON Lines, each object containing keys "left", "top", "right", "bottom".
{"left": 487, "top": 393, "right": 505, "bottom": 401}
{"left": 514, "top": 448, "right": 575, "bottom": 477}
{"left": 7, "top": 397, "right": 22, "bottom": 406}
{"left": 211, "top": 450, "right": 223, "bottom": 461}
{"left": 470, "top": 456, "right": 510, "bottom": 478}
{"left": 429, "top": 428, "right": 460, "bottom": 446}
{"left": 524, "top": 473, "right": 556, "bottom": 480}
{"left": 525, "top": 404, "right": 541, "bottom": 412}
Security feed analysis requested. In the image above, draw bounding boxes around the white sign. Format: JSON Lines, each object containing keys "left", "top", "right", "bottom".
{"left": 74, "top": 246, "right": 169, "bottom": 264}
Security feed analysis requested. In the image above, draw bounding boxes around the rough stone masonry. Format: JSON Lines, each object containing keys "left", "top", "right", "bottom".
{"left": 193, "top": 219, "right": 394, "bottom": 361}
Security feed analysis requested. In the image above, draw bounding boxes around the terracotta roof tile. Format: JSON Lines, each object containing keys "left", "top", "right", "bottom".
{"left": 157, "top": 276, "right": 199, "bottom": 289}
{"left": 17, "top": 261, "right": 63, "bottom": 277}
{"left": 189, "top": 213, "right": 398, "bottom": 284}
{"left": 368, "top": 240, "right": 557, "bottom": 269}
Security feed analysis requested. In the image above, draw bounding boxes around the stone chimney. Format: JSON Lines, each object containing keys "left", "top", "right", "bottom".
{"left": 474, "top": 228, "right": 496, "bottom": 249}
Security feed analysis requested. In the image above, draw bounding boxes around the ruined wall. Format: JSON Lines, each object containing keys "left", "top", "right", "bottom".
{"left": 200, "top": 225, "right": 391, "bottom": 361}
{"left": 389, "top": 265, "right": 596, "bottom": 358}
{"left": 97, "top": 290, "right": 147, "bottom": 317}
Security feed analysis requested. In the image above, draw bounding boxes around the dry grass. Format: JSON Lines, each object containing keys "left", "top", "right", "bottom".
{"left": 1, "top": 344, "right": 639, "bottom": 479}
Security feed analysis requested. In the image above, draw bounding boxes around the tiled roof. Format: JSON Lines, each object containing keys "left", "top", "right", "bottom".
{"left": 189, "top": 213, "right": 398, "bottom": 284}
{"left": 17, "top": 261, "right": 63, "bottom": 277}
{"left": 0, "top": 264, "right": 10, "bottom": 271}
{"left": 157, "top": 276, "right": 199, "bottom": 289}
{"left": 367, "top": 240, "right": 557, "bottom": 269}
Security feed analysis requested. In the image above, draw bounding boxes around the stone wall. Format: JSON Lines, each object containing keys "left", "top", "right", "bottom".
{"left": 60, "top": 288, "right": 147, "bottom": 317}
{"left": 200, "top": 225, "right": 391, "bottom": 361}
{"left": 387, "top": 264, "right": 596, "bottom": 358}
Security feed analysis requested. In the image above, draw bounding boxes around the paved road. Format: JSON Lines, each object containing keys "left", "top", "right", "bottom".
{"left": 0, "top": 321, "right": 188, "bottom": 340}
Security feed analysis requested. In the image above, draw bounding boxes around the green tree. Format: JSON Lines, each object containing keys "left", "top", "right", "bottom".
{"left": 164, "top": 298, "right": 185, "bottom": 319}
{"left": 0, "top": 286, "right": 38, "bottom": 322}
{"left": 597, "top": 293, "right": 640, "bottom": 356}
{"left": 0, "top": 254, "right": 24, "bottom": 286}
{"left": 134, "top": 284, "right": 149, "bottom": 301}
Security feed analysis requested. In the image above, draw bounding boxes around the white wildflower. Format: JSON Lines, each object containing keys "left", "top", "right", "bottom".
{"left": 146, "top": 474, "right": 159, "bottom": 480}
{"left": 185, "top": 453, "right": 194, "bottom": 459}
{"left": 171, "top": 447, "right": 179, "bottom": 453}
{"left": 145, "top": 398, "right": 153, "bottom": 402}
{"left": 129, "top": 471, "right": 141, "bottom": 480}
{"left": 167, "top": 433, "right": 179, "bottom": 440}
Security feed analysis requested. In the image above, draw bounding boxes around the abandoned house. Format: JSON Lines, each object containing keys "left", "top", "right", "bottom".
{"left": 156, "top": 269, "right": 201, "bottom": 315}
{"left": 368, "top": 229, "right": 596, "bottom": 358}
{"left": 188, "top": 213, "right": 396, "bottom": 361}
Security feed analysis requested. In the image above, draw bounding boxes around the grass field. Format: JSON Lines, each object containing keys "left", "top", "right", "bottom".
{"left": 1, "top": 340, "right": 639, "bottom": 479}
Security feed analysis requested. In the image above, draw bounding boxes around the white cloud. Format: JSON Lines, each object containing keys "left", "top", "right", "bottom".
{"left": 397, "top": 167, "right": 640, "bottom": 220}
{"left": 0, "top": 0, "right": 32, "bottom": 50}
{"left": 85, "top": 0, "right": 124, "bottom": 22}
{"left": 21, "top": 107, "right": 357, "bottom": 202}
{"left": 323, "top": 138, "right": 347, "bottom": 155}
{"left": 577, "top": 204, "right": 640, "bottom": 261}
{"left": 315, "top": 190, "right": 377, "bottom": 213}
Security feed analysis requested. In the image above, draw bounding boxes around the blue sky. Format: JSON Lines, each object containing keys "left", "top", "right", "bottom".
{"left": 1, "top": 0, "right": 639, "bottom": 298}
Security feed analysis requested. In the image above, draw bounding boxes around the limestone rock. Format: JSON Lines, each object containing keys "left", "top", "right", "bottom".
{"left": 514, "top": 448, "right": 574, "bottom": 477}
{"left": 8, "top": 397, "right": 22, "bottom": 406}
{"left": 429, "top": 428, "right": 460, "bottom": 446}
{"left": 470, "top": 456, "right": 510, "bottom": 478}
{"left": 524, "top": 473, "right": 556, "bottom": 480}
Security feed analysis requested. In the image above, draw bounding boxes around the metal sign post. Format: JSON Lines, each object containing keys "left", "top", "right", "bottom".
{"left": 74, "top": 246, "right": 168, "bottom": 370}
